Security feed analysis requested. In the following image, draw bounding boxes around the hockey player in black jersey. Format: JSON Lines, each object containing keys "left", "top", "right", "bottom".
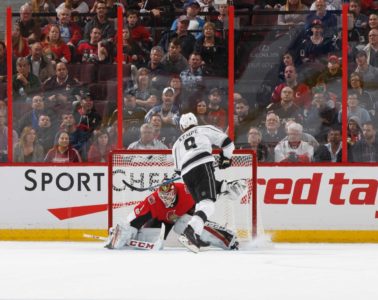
{"left": 172, "top": 113, "right": 246, "bottom": 253}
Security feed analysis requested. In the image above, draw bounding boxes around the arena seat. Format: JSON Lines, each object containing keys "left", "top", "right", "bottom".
{"left": 67, "top": 64, "right": 97, "bottom": 85}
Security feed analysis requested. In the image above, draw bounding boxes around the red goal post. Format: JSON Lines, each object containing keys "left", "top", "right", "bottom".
{"left": 108, "top": 149, "right": 258, "bottom": 242}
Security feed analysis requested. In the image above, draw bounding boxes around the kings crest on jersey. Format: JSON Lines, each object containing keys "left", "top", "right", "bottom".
{"left": 172, "top": 125, "right": 233, "bottom": 176}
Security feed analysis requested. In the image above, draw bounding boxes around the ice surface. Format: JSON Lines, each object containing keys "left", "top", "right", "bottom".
{"left": 1, "top": 242, "right": 378, "bottom": 300}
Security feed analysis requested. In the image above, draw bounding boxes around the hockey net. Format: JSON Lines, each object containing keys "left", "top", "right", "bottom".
{"left": 108, "top": 149, "right": 261, "bottom": 246}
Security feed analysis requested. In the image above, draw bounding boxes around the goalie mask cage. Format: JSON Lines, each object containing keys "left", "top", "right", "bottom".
{"left": 108, "top": 149, "right": 259, "bottom": 245}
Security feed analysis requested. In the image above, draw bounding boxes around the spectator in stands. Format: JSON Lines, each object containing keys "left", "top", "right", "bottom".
{"left": 55, "top": 111, "right": 83, "bottom": 151}
{"left": 12, "top": 57, "right": 41, "bottom": 102}
{"left": 77, "top": 27, "right": 110, "bottom": 63}
{"left": 30, "top": 0, "right": 56, "bottom": 27}
{"left": 305, "top": 0, "right": 337, "bottom": 38}
{"left": 245, "top": 127, "right": 269, "bottom": 162}
{"left": 271, "top": 65, "right": 311, "bottom": 108}
{"left": 145, "top": 46, "right": 167, "bottom": 88}
{"left": 36, "top": 114, "right": 56, "bottom": 155}
{"left": 169, "top": 76, "right": 185, "bottom": 112}
{"left": 274, "top": 122, "right": 314, "bottom": 162}
{"left": 300, "top": 19, "right": 335, "bottom": 65}
{"left": 348, "top": 72, "right": 375, "bottom": 118}
{"left": 234, "top": 97, "right": 260, "bottom": 148}
{"left": 0, "top": 110, "right": 19, "bottom": 162}
{"left": 127, "top": 123, "right": 168, "bottom": 149}
{"left": 206, "top": 88, "right": 227, "bottom": 131}
{"left": 261, "top": 113, "right": 286, "bottom": 161}
{"left": 0, "top": 41, "right": 8, "bottom": 83}
{"left": 57, "top": 0, "right": 90, "bottom": 14}
{"left": 194, "top": 98, "right": 210, "bottom": 125}
{"left": 119, "top": 92, "right": 146, "bottom": 147}
{"left": 13, "top": 126, "right": 44, "bottom": 162}
{"left": 180, "top": 52, "right": 207, "bottom": 98}
{"left": 309, "top": 0, "right": 341, "bottom": 10}
{"left": 313, "top": 126, "right": 342, "bottom": 162}
{"left": 348, "top": 11, "right": 367, "bottom": 50}
{"left": 364, "top": 13, "right": 378, "bottom": 42}
{"left": 212, "top": 3, "right": 228, "bottom": 32}
{"left": 45, "top": 6, "right": 83, "bottom": 48}
{"left": 159, "top": 15, "right": 196, "bottom": 59}
{"left": 351, "top": 121, "right": 378, "bottom": 162}
{"left": 319, "top": 55, "right": 342, "bottom": 100}
{"left": 277, "top": 51, "right": 300, "bottom": 83}
{"left": 17, "top": 3, "right": 41, "bottom": 43}
{"left": 349, "top": 0, "right": 368, "bottom": 30}
{"left": 363, "top": 29, "right": 378, "bottom": 67}
{"left": 43, "top": 62, "right": 81, "bottom": 104}
{"left": 347, "top": 116, "right": 363, "bottom": 146}
{"left": 126, "top": 10, "right": 152, "bottom": 50}
{"left": 103, "top": 0, "right": 126, "bottom": 19}
{"left": 171, "top": 0, "right": 205, "bottom": 40}
{"left": 115, "top": 26, "right": 148, "bottom": 68}
{"left": 27, "top": 42, "right": 55, "bottom": 84}
{"left": 161, "top": 39, "right": 189, "bottom": 75}
{"left": 303, "top": 92, "right": 337, "bottom": 143}
{"left": 12, "top": 23, "right": 30, "bottom": 58}
{"left": 144, "top": 87, "right": 181, "bottom": 130}
{"left": 130, "top": 67, "right": 158, "bottom": 110}
{"left": 277, "top": 0, "right": 308, "bottom": 26}
{"left": 17, "top": 94, "right": 53, "bottom": 134}
{"left": 149, "top": 112, "right": 180, "bottom": 148}
{"left": 354, "top": 50, "right": 378, "bottom": 90}
{"left": 267, "top": 86, "right": 303, "bottom": 124}
{"left": 341, "top": 93, "right": 371, "bottom": 125}
{"left": 42, "top": 24, "right": 72, "bottom": 64}
{"left": 282, "top": 119, "right": 319, "bottom": 149}
{"left": 128, "top": 0, "right": 174, "bottom": 27}
{"left": 88, "top": 128, "right": 114, "bottom": 162}
{"left": 44, "top": 130, "right": 82, "bottom": 162}
{"left": 194, "top": 22, "right": 227, "bottom": 77}
{"left": 73, "top": 91, "right": 102, "bottom": 159}
{"left": 84, "top": 0, "right": 116, "bottom": 40}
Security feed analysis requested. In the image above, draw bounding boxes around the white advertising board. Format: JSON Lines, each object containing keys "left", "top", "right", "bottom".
{"left": 0, "top": 166, "right": 377, "bottom": 232}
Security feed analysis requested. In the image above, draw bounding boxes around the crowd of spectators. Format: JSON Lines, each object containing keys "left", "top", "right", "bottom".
{"left": 0, "top": 0, "right": 377, "bottom": 164}
{"left": 233, "top": 0, "right": 377, "bottom": 163}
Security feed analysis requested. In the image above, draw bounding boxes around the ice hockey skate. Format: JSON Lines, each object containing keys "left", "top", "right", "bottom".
{"left": 178, "top": 225, "right": 202, "bottom": 253}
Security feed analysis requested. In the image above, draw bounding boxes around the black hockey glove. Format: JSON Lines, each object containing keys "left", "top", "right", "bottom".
{"left": 218, "top": 152, "right": 232, "bottom": 169}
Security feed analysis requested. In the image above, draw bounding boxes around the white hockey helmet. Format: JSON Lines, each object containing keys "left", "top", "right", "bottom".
{"left": 179, "top": 113, "right": 198, "bottom": 131}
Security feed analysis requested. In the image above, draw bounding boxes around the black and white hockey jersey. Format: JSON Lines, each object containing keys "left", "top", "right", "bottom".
{"left": 172, "top": 125, "right": 234, "bottom": 176}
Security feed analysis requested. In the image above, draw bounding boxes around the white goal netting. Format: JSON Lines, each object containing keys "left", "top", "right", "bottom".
{"left": 109, "top": 150, "right": 261, "bottom": 246}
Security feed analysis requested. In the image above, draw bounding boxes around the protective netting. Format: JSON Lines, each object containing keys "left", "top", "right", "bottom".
{"left": 110, "top": 150, "right": 258, "bottom": 244}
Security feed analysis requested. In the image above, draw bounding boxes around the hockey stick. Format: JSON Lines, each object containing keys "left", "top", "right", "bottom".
{"left": 122, "top": 176, "right": 181, "bottom": 192}
{"left": 122, "top": 162, "right": 221, "bottom": 192}
{"left": 83, "top": 223, "right": 165, "bottom": 250}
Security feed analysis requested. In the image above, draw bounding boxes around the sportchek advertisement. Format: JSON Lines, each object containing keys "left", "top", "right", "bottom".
{"left": 0, "top": 166, "right": 377, "bottom": 231}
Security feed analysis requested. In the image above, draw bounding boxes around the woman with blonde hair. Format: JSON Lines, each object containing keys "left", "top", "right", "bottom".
{"left": 12, "top": 24, "right": 30, "bottom": 58}
{"left": 277, "top": 0, "right": 308, "bottom": 25}
{"left": 13, "top": 126, "right": 44, "bottom": 162}
{"left": 42, "top": 24, "right": 72, "bottom": 63}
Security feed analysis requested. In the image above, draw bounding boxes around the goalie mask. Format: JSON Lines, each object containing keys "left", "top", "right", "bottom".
{"left": 158, "top": 182, "right": 177, "bottom": 208}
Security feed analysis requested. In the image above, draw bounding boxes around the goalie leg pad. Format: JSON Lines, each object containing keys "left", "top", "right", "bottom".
{"left": 200, "top": 221, "right": 239, "bottom": 250}
{"left": 104, "top": 224, "right": 138, "bottom": 249}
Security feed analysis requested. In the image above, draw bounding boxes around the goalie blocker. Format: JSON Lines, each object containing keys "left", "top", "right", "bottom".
{"left": 105, "top": 181, "right": 246, "bottom": 250}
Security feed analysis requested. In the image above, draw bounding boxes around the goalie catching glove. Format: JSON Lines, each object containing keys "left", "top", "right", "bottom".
{"left": 218, "top": 151, "right": 232, "bottom": 169}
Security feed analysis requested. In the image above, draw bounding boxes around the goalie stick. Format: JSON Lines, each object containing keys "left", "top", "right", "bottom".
{"left": 83, "top": 223, "right": 165, "bottom": 250}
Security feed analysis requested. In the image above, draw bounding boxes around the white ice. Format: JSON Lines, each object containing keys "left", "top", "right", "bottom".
{"left": 1, "top": 242, "right": 378, "bottom": 300}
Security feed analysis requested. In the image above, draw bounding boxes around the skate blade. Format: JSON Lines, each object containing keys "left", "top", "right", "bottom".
{"left": 178, "top": 235, "right": 199, "bottom": 254}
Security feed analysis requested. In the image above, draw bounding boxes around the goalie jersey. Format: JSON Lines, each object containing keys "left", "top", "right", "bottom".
{"left": 172, "top": 125, "right": 234, "bottom": 176}
{"left": 131, "top": 183, "right": 195, "bottom": 224}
